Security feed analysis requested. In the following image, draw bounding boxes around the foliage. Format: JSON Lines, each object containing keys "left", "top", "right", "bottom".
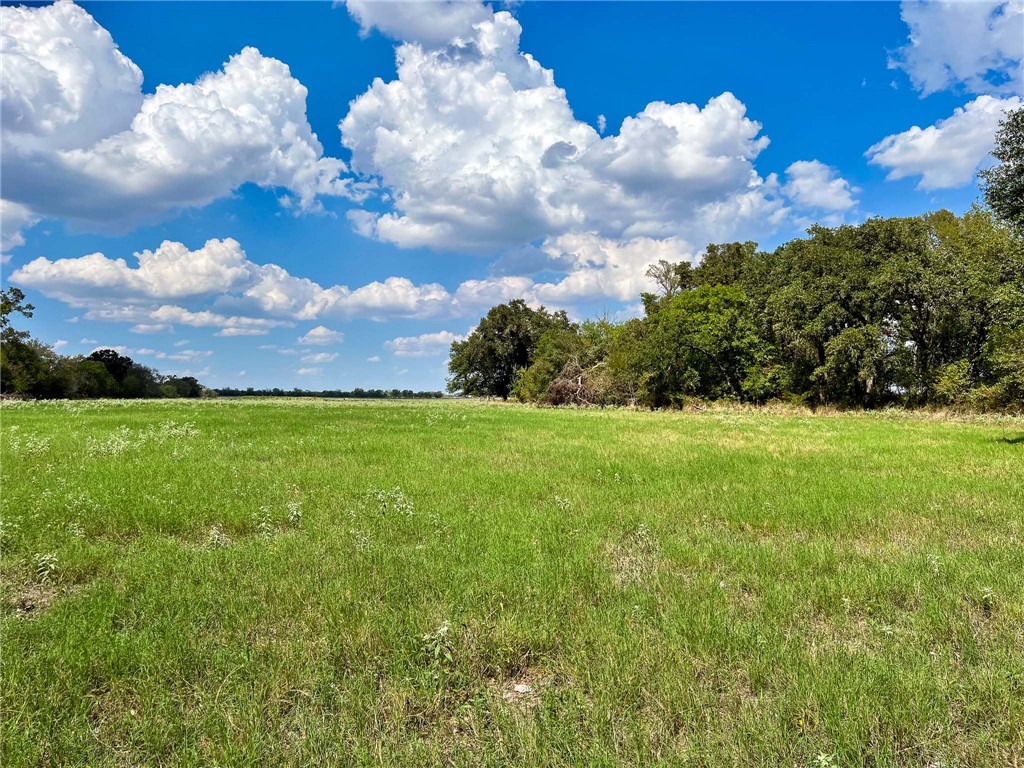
{"left": 979, "top": 106, "right": 1024, "bottom": 234}
{"left": 455, "top": 209, "right": 1024, "bottom": 411}
{"left": 447, "top": 299, "right": 572, "bottom": 399}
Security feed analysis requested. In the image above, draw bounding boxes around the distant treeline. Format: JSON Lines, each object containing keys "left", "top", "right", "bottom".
{"left": 216, "top": 387, "right": 446, "bottom": 399}
{"left": 448, "top": 208, "right": 1024, "bottom": 411}
{"left": 1, "top": 292, "right": 207, "bottom": 400}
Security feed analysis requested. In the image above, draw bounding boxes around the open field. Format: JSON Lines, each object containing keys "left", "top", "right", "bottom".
{"left": 1, "top": 399, "right": 1022, "bottom": 766}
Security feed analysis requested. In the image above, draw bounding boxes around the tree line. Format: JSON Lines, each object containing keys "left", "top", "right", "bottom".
{"left": 448, "top": 207, "right": 1023, "bottom": 410}
{"left": 1, "top": 289, "right": 207, "bottom": 399}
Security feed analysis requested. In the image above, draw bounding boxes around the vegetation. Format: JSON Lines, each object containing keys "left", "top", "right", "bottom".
{"left": 980, "top": 106, "right": 1024, "bottom": 235}
{"left": 0, "top": 288, "right": 207, "bottom": 400}
{"left": 449, "top": 208, "right": 1024, "bottom": 411}
{"left": 1, "top": 398, "right": 1021, "bottom": 765}
{"left": 448, "top": 300, "right": 572, "bottom": 400}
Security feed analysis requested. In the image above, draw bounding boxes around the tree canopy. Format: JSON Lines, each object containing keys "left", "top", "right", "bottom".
{"left": 980, "top": 106, "right": 1024, "bottom": 235}
{"left": 449, "top": 208, "right": 1024, "bottom": 411}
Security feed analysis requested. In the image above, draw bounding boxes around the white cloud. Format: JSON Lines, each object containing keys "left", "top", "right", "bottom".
{"left": 597, "top": 114, "right": 607, "bottom": 134}
{"left": 345, "top": 0, "right": 492, "bottom": 48}
{"left": 150, "top": 305, "right": 292, "bottom": 332}
{"left": 533, "top": 234, "right": 694, "bottom": 303}
{"left": 891, "top": 0, "right": 1023, "bottom": 96}
{"left": 52, "top": 339, "right": 68, "bottom": 351}
{"left": 340, "top": 4, "right": 792, "bottom": 254}
{"left": 866, "top": 94, "right": 1022, "bottom": 189}
{"left": 298, "top": 325, "right": 344, "bottom": 345}
{"left": 1, "top": 200, "right": 37, "bottom": 253}
{"left": 147, "top": 349, "right": 212, "bottom": 362}
{"left": 214, "top": 328, "right": 269, "bottom": 337}
{"left": 367, "top": 355, "right": 381, "bottom": 363}
{"left": 296, "top": 367, "right": 323, "bottom": 376}
{"left": 0, "top": 1, "right": 353, "bottom": 249}
{"left": 782, "top": 161, "right": 858, "bottom": 211}
{"left": 173, "top": 339, "right": 190, "bottom": 348}
{"left": 10, "top": 238, "right": 257, "bottom": 303}
{"left": 80, "top": 337, "right": 97, "bottom": 345}
{"left": 130, "top": 323, "right": 172, "bottom": 334}
{"left": 385, "top": 330, "right": 465, "bottom": 357}
{"left": 301, "top": 351, "right": 338, "bottom": 363}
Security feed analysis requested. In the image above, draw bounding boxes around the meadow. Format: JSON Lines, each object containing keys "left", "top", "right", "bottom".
{"left": 1, "top": 398, "right": 1022, "bottom": 767}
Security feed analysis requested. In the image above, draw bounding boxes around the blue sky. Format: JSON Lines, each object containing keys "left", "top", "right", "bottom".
{"left": 2, "top": 0, "right": 1021, "bottom": 390}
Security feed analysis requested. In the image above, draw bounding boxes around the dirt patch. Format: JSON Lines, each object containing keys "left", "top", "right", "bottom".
{"left": 4, "top": 581, "right": 62, "bottom": 619}
{"left": 489, "top": 666, "right": 553, "bottom": 710}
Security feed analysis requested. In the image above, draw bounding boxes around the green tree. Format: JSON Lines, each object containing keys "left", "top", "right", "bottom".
{"left": 88, "top": 349, "right": 135, "bottom": 390}
{"left": 448, "top": 300, "right": 571, "bottom": 398}
{"left": 637, "top": 285, "right": 781, "bottom": 406}
{"left": 979, "top": 106, "right": 1024, "bottom": 234}
{"left": 1, "top": 287, "right": 34, "bottom": 330}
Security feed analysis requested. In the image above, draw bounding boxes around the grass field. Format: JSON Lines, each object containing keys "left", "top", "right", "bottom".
{"left": 1, "top": 398, "right": 1022, "bottom": 766}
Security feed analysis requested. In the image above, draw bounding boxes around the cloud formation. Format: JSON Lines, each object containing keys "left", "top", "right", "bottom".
{"left": 866, "top": 95, "right": 1022, "bottom": 189}
{"left": 891, "top": 0, "right": 1023, "bottom": 96}
{"left": 782, "top": 161, "right": 859, "bottom": 211}
{"left": 340, "top": 1, "right": 847, "bottom": 257}
{"left": 297, "top": 326, "right": 344, "bottom": 345}
{"left": 0, "top": 1, "right": 353, "bottom": 248}
{"left": 385, "top": 330, "right": 466, "bottom": 357}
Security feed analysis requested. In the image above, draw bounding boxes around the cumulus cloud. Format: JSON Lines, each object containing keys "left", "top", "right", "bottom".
{"left": 10, "top": 237, "right": 457, "bottom": 330}
{"left": 783, "top": 161, "right": 858, "bottom": 211}
{"left": 11, "top": 238, "right": 252, "bottom": 303}
{"left": 0, "top": 1, "right": 353, "bottom": 249}
{"left": 891, "top": 0, "right": 1023, "bottom": 96}
{"left": 345, "top": 0, "right": 492, "bottom": 48}
{"left": 1, "top": 200, "right": 37, "bottom": 253}
{"left": 385, "top": 329, "right": 466, "bottom": 357}
{"left": 866, "top": 94, "right": 1022, "bottom": 189}
{"left": 150, "top": 305, "right": 291, "bottom": 333}
{"left": 367, "top": 355, "right": 381, "bottom": 363}
{"left": 298, "top": 325, "right": 344, "bottom": 345}
{"left": 339, "top": 3, "right": 806, "bottom": 255}
{"left": 296, "top": 367, "right": 323, "bottom": 376}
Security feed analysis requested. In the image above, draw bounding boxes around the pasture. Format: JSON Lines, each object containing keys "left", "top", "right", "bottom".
{"left": 1, "top": 398, "right": 1022, "bottom": 766}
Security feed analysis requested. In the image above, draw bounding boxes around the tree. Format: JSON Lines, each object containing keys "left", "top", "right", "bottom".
{"left": 88, "top": 349, "right": 136, "bottom": 388}
{"left": 447, "top": 299, "right": 572, "bottom": 398}
{"left": 693, "top": 241, "right": 758, "bottom": 287}
{"left": 980, "top": 106, "right": 1024, "bottom": 234}
{"left": 1, "top": 287, "right": 34, "bottom": 330}
{"left": 636, "top": 285, "right": 782, "bottom": 406}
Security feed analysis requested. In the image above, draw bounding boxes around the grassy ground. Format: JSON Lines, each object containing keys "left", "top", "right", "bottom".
{"left": 1, "top": 398, "right": 1022, "bottom": 767}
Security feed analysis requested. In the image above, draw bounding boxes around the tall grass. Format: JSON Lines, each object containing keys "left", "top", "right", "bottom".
{"left": 2, "top": 398, "right": 1021, "bottom": 766}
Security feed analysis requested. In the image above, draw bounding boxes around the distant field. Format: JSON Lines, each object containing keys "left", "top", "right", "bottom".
{"left": 1, "top": 399, "right": 1022, "bottom": 766}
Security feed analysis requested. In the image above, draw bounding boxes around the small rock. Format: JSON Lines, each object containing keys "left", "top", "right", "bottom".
{"left": 513, "top": 683, "right": 533, "bottom": 694}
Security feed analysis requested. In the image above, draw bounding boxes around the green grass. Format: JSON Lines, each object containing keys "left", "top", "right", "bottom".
{"left": 1, "top": 398, "right": 1022, "bottom": 767}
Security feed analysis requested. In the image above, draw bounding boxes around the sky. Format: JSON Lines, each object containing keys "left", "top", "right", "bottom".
{"left": 1, "top": 0, "right": 1021, "bottom": 391}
